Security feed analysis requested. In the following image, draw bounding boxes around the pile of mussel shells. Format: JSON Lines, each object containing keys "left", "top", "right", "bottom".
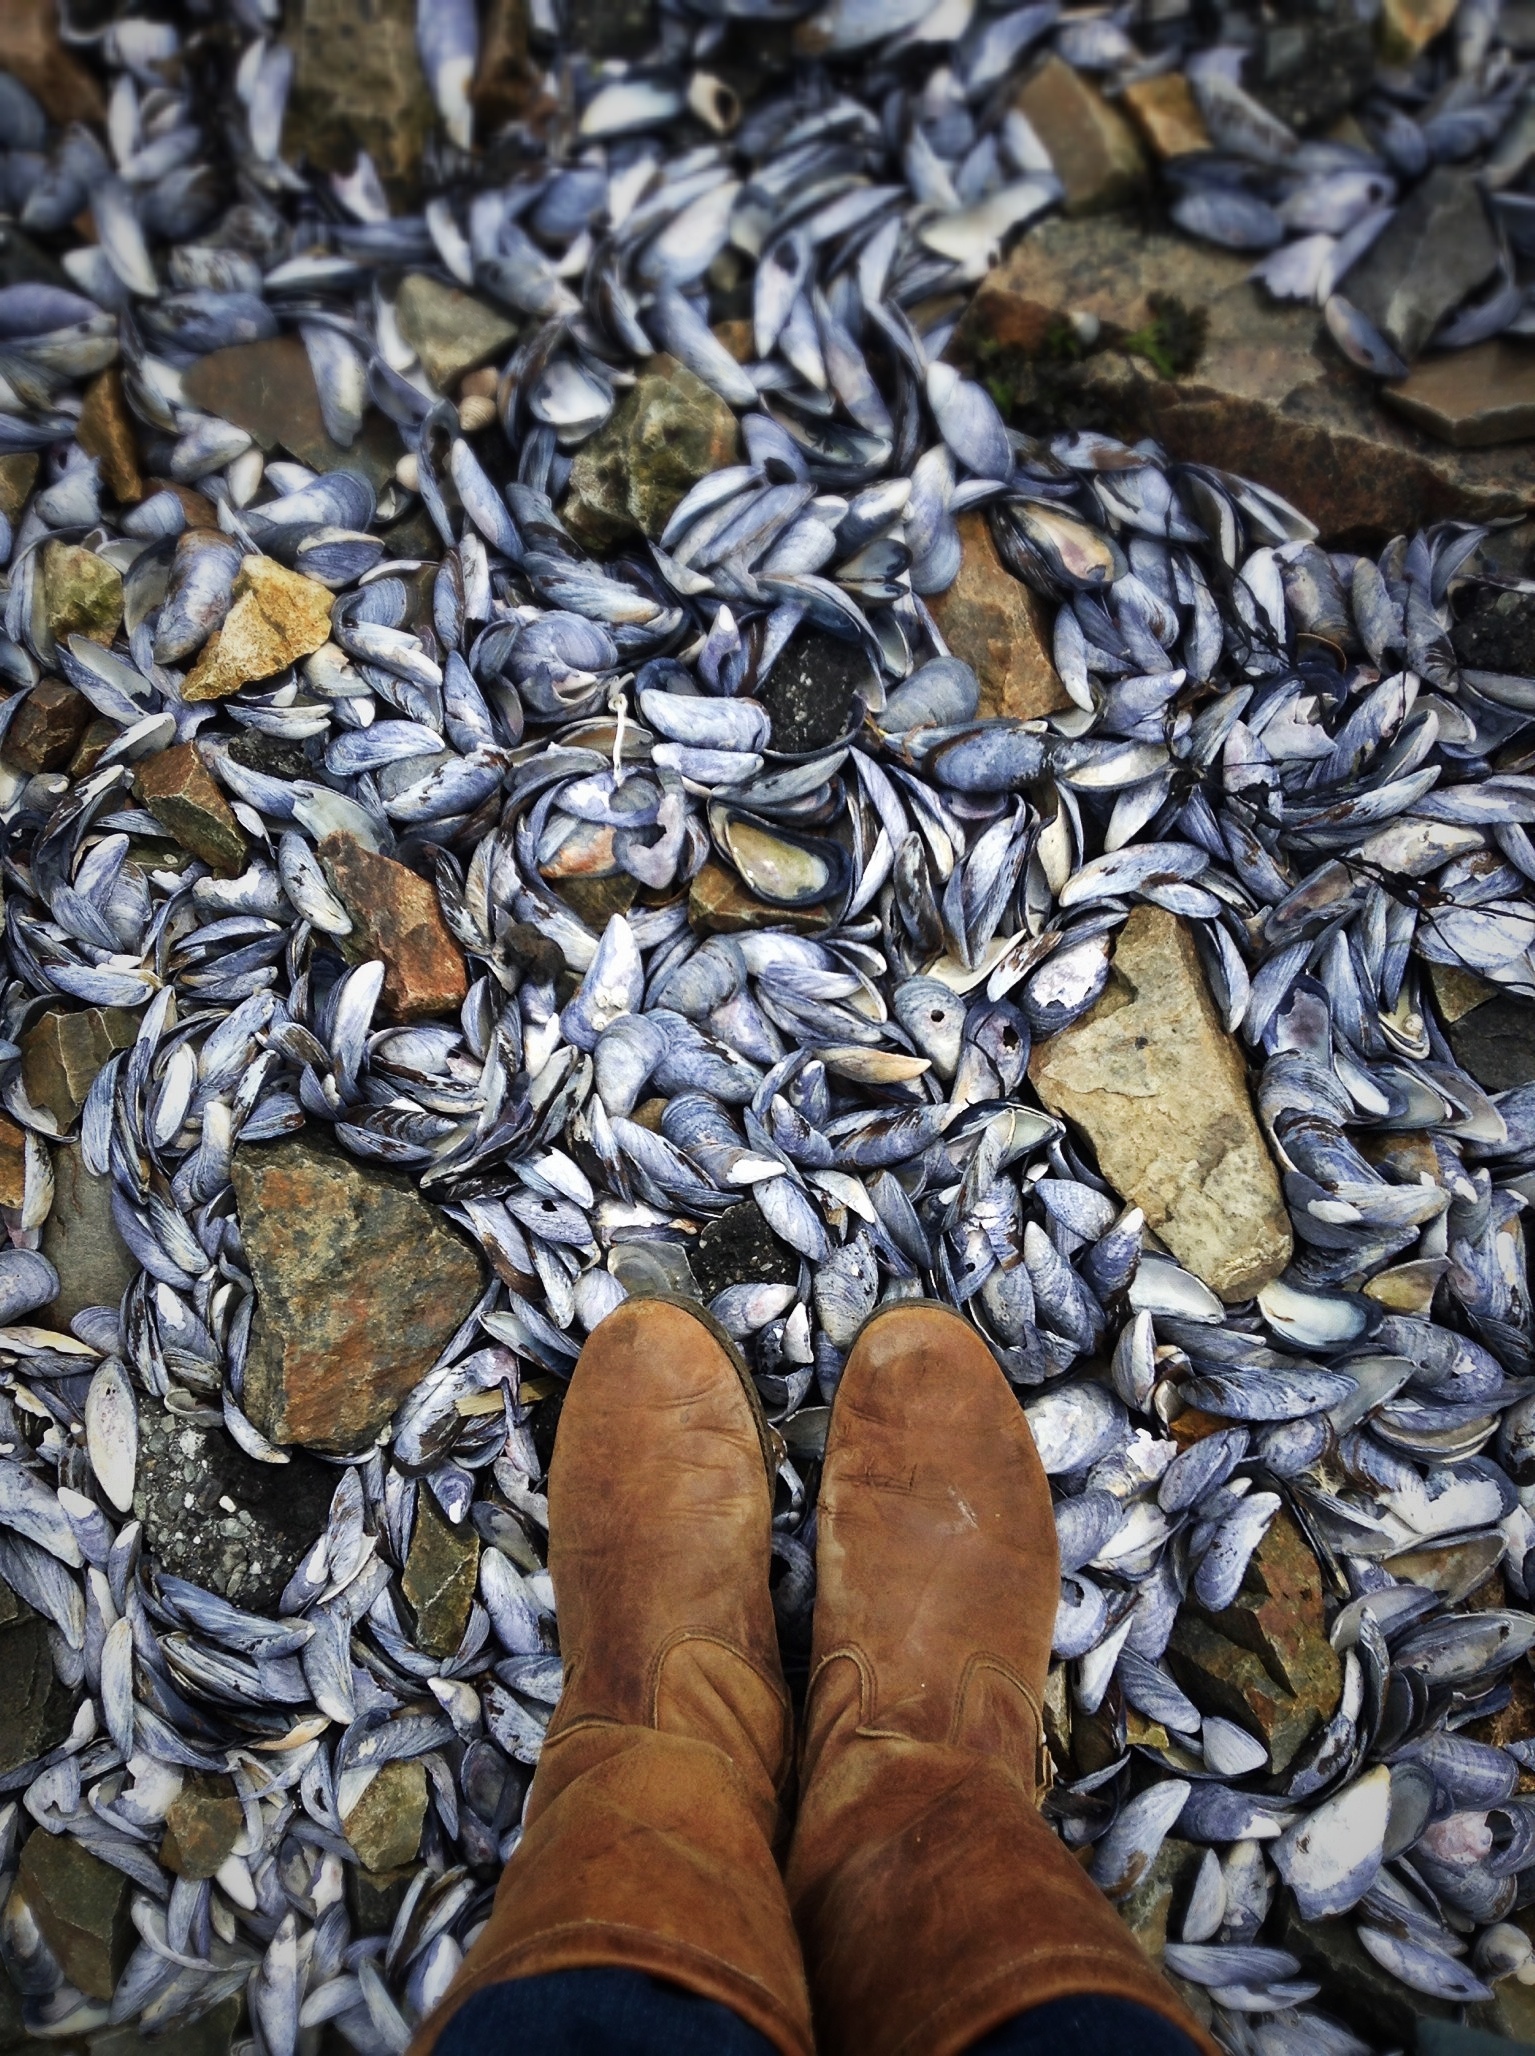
{"left": 1, "top": 0, "right": 1535, "bottom": 2051}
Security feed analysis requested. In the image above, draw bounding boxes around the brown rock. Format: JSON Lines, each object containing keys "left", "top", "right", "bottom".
{"left": 1380, "top": 0, "right": 1458, "bottom": 60}
{"left": 69, "top": 716, "right": 119, "bottom": 777}
{"left": 0, "top": 1117, "right": 24, "bottom": 1212}
{"left": 184, "top": 555, "right": 335, "bottom": 703}
{"left": 929, "top": 510, "right": 1071, "bottom": 722}
{"left": 3, "top": 676, "right": 89, "bottom": 774}
{"left": 403, "top": 1492, "right": 479, "bottom": 1658}
{"left": 75, "top": 368, "right": 143, "bottom": 505}
{"left": 40, "top": 540, "right": 122, "bottom": 651}
{"left": 318, "top": 832, "right": 468, "bottom": 1023}
{"left": 233, "top": 1132, "right": 484, "bottom": 1451}
{"left": 563, "top": 355, "right": 740, "bottom": 551}
{"left": 714, "top": 318, "right": 753, "bottom": 363}
{"left": 21, "top": 1007, "right": 138, "bottom": 1129}
{"left": 0, "top": 0, "right": 105, "bottom": 125}
{"left": 0, "top": 453, "right": 37, "bottom": 524}
{"left": 1385, "top": 339, "right": 1535, "bottom": 449}
{"left": 161, "top": 1773, "right": 243, "bottom": 1881}
{"left": 41, "top": 1144, "right": 137, "bottom": 1328}
{"left": 283, "top": 0, "right": 436, "bottom": 204}
{"left": 1201, "top": 1506, "right": 1340, "bottom": 1699}
{"left": 472, "top": 0, "right": 544, "bottom": 129}
{"left": 1014, "top": 56, "right": 1145, "bottom": 216}
{"left": 342, "top": 1760, "right": 428, "bottom": 1873}
{"left": 963, "top": 213, "right": 1535, "bottom": 540}
{"left": 143, "top": 478, "right": 221, "bottom": 529}
{"left": 181, "top": 336, "right": 401, "bottom": 489}
{"left": 1030, "top": 906, "right": 1291, "bottom": 1301}
{"left": 16, "top": 1831, "right": 132, "bottom": 1999}
{"left": 134, "top": 743, "right": 248, "bottom": 876}
{"left": 690, "top": 858, "right": 836, "bottom": 937}
{"left": 395, "top": 273, "right": 518, "bottom": 394}
{"left": 1120, "top": 74, "right": 1209, "bottom": 159}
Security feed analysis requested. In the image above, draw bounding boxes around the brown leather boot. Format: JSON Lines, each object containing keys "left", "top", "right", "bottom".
{"left": 412, "top": 1297, "right": 814, "bottom": 2056}
{"left": 785, "top": 1302, "right": 1219, "bottom": 2056}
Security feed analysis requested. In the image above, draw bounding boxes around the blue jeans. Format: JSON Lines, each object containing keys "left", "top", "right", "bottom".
{"left": 435, "top": 1967, "right": 1204, "bottom": 2053}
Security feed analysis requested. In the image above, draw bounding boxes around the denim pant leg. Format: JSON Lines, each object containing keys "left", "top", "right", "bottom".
{"left": 431, "top": 1965, "right": 779, "bottom": 2055}
{"left": 970, "top": 1992, "right": 1208, "bottom": 2055}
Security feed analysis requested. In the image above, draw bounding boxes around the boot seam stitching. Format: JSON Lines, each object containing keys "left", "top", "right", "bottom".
{"left": 647, "top": 1628, "right": 794, "bottom": 1730}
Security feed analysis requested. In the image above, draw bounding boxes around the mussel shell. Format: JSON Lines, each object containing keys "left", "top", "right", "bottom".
{"left": 708, "top": 804, "right": 852, "bottom": 910}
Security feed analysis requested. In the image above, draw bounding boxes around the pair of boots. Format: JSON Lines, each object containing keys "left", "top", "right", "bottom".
{"left": 413, "top": 1299, "right": 1216, "bottom": 2056}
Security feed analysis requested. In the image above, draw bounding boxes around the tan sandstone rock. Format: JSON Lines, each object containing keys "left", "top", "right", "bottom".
{"left": 929, "top": 510, "right": 1071, "bottom": 722}
{"left": 1029, "top": 906, "right": 1291, "bottom": 1301}
{"left": 183, "top": 556, "right": 334, "bottom": 702}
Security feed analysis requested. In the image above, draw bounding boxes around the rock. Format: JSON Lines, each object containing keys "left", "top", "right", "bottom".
{"left": 1119, "top": 1837, "right": 1205, "bottom": 1967}
{"left": 16, "top": 1830, "right": 132, "bottom": 1999}
{"left": 691, "top": 1199, "right": 798, "bottom": 1302}
{"left": 565, "top": 0, "right": 654, "bottom": 55}
{"left": 88, "top": 1996, "right": 242, "bottom": 2056}
{"left": 1445, "top": 990, "right": 1535, "bottom": 1092}
{"left": 134, "top": 743, "right": 248, "bottom": 876}
{"left": 342, "top": 1760, "right": 428, "bottom": 1873}
{"left": 184, "top": 555, "right": 335, "bottom": 703}
{"left": 1468, "top": 1984, "right": 1535, "bottom": 2045}
{"left": 1454, "top": 583, "right": 1535, "bottom": 674}
{"left": 930, "top": 511, "right": 1071, "bottom": 722}
{"left": 1389, "top": 341, "right": 1535, "bottom": 448}
{"left": 40, "top": 1145, "right": 137, "bottom": 1328}
{"left": 348, "top": 1863, "right": 416, "bottom": 1932}
{"left": 317, "top": 832, "right": 468, "bottom": 1023}
{"left": 472, "top": 0, "right": 543, "bottom": 129}
{"left": 3, "top": 676, "right": 90, "bottom": 774}
{"left": 40, "top": 540, "right": 122, "bottom": 653}
{"left": 282, "top": 0, "right": 437, "bottom": 204}
{"left": 75, "top": 368, "right": 143, "bottom": 506}
{"left": 0, "top": 453, "right": 38, "bottom": 524}
{"left": 1279, "top": 1901, "right": 1452, "bottom": 2044}
{"left": 689, "top": 859, "right": 835, "bottom": 936}
{"left": 233, "top": 1133, "right": 484, "bottom": 1451}
{"left": 21, "top": 1007, "right": 138, "bottom": 1130}
{"left": 181, "top": 335, "right": 400, "bottom": 489}
{"left": 1343, "top": 168, "right": 1500, "bottom": 364}
{"left": 963, "top": 212, "right": 1535, "bottom": 540}
{"left": 1013, "top": 55, "right": 1145, "bottom": 215}
{"left": 0, "top": 1592, "right": 74, "bottom": 1774}
{"left": 143, "top": 477, "right": 222, "bottom": 529}
{"left": 563, "top": 355, "right": 739, "bottom": 551}
{"left": 1120, "top": 74, "right": 1209, "bottom": 159}
{"left": 0, "top": 0, "right": 105, "bottom": 125}
{"left": 1247, "top": 12, "right": 1375, "bottom": 132}
{"left": 1029, "top": 906, "right": 1291, "bottom": 1301}
{"left": 68, "top": 716, "right": 118, "bottom": 776}
{"left": 403, "top": 1493, "right": 479, "bottom": 1658}
{"left": 1427, "top": 958, "right": 1501, "bottom": 1025}
{"left": 161, "top": 1773, "right": 243, "bottom": 1880}
{"left": 761, "top": 629, "right": 873, "bottom": 754}
{"left": 554, "top": 872, "right": 637, "bottom": 932}
{"left": 133, "top": 1399, "right": 335, "bottom": 1608}
{"left": 1380, "top": 0, "right": 1459, "bottom": 59}
{"left": 0, "top": 1118, "right": 24, "bottom": 1211}
{"left": 1203, "top": 1505, "right": 1340, "bottom": 1693}
{"left": 396, "top": 274, "right": 519, "bottom": 393}
{"left": 0, "top": 222, "right": 65, "bottom": 293}
{"left": 1168, "top": 1506, "right": 1342, "bottom": 1774}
